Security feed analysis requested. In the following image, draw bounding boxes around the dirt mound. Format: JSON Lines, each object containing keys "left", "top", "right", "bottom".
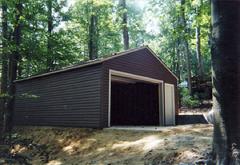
{"left": 0, "top": 124, "right": 213, "bottom": 165}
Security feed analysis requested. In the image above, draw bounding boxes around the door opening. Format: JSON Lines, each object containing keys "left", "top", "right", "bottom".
{"left": 108, "top": 70, "right": 164, "bottom": 127}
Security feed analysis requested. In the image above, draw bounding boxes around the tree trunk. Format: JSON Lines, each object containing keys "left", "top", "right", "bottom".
{"left": 47, "top": 0, "right": 54, "bottom": 71}
{"left": 88, "top": 9, "right": 98, "bottom": 60}
{"left": 176, "top": 39, "right": 181, "bottom": 80}
{"left": 185, "top": 41, "right": 192, "bottom": 95}
{"left": 196, "top": 0, "right": 204, "bottom": 80}
{"left": 180, "top": 0, "right": 192, "bottom": 95}
{"left": 119, "top": 0, "right": 129, "bottom": 50}
{"left": 211, "top": 0, "right": 240, "bottom": 164}
{"left": 3, "top": 2, "right": 23, "bottom": 133}
{"left": 196, "top": 26, "right": 204, "bottom": 80}
{"left": 172, "top": 43, "right": 177, "bottom": 73}
{"left": 1, "top": 0, "right": 8, "bottom": 132}
{"left": 176, "top": 12, "right": 181, "bottom": 81}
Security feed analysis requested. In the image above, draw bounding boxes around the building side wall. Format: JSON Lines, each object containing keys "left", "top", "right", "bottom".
{"left": 14, "top": 64, "right": 102, "bottom": 128}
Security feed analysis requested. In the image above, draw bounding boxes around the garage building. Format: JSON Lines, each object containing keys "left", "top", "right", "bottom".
{"left": 14, "top": 46, "right": 178, "bottom": 128}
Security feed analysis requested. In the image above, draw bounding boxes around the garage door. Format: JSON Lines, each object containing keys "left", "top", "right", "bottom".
{"left": 111, "top": 82, "right": 159, "bottom": 126}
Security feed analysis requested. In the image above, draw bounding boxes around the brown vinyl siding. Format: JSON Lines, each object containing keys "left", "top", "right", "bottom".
{"left": 101, "top": 48, "right": 178, "bottom": 127}
{"left": 14, "top": 64, "right": 102, "bottom": 128}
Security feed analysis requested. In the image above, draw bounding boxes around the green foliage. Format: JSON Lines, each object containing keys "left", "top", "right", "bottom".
{"left": 145, "top": 0, "right": 211, "bottom": 81}
{"left": 68, "top": 0, "right": 122, "bottom": 58}
{"left": 0, "top": 0, "right": 211, "bottom": 83}
{"left": 180, "top": 88, "right": 201, "bottom": 108}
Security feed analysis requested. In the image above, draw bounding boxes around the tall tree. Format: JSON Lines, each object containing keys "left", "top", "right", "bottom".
{"left": 119, "top": 0, "right": 129, "bottom": 50}
{"left": 175, "top": 12, "right": 182, "bottom": 80}
{"left": 1, "top": 0, "right": 9, "bottom": 132}
{"left": 196, "top": 26, "right": 204, "bottom": 79}
{"left": 3, "top": 1, "right": 23, "bottom": 132}
{"left": 195, "top": 0, "right": 204, "bottom": 80}
{"left": 88, "top": 2, "right": 98, "bottom": 60}
{"left": 212, "top": 0, "right": 240, "bottom": 164}
{"left": 47, "top": 0, "right": 54, "bottom": 71}
{"left": 68, "top": 0, "right": 121, "bottom": 60}
{"left": 180, "top": 0, "right": 192, "bottom": 94}
{"left": 175, "top": 39, "right": 181, "bottom": 80}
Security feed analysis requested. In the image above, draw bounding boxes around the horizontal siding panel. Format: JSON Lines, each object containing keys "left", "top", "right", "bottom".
{"left": 16, "top": 93, "right": 100, "bottom": 102}
{"left": 15, "top": 103, "right": 101, "bottom": 109}
{"left": 14, "top": 116, "right": 100, "bottom": 120}
{"left": 14, "top": 112, "right": 100, "bottom": 116}
{"left": 14, "top": 108, "right": 101, "bottom": 113}
{"left": 14, "top": 119, "right": 100, "bottom": 124}
{"left": 14, "top": 64, "right": 103, "bottom": 128}
{"left": 17, "top": 87, "right": 100, "bottom": 95}
{"left": 13, "top": 122, "right": 100, "bottom": 128}
{"left": 16, "top": 96, "right": 100, "bottom": 104}
{"left": 14, "top": 118, "right": 99, "bottom": 122}
{"left": 15, "top": 100, "right": 100, "bottom": 106}
{"left": 16, "top": 80, "right": 101, "bottom": 92}
{"left": 29, "top": 89, "right": 101, "bottom": 97}
{"left": 14, "top": 108, "right": 101, "bottom": 114}
{"left": 14, "top": 122, "right": 100, "bottom": 128}
{"left": 15, "top": 116, "right": 100, "bottom": 120}
{"left": 14, "top": 107, "right": 100, "bottom": 111}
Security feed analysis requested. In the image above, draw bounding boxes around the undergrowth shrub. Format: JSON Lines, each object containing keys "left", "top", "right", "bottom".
{"left": 180, "top": 88, "right": 200, "bottom": 108}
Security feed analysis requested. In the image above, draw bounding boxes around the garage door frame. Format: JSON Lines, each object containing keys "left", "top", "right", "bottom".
{"left": 108, "top": 69, "right": 164, "bottom": 127}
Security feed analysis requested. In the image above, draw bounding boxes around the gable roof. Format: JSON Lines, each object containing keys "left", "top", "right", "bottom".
{"left": 16, "top": 46, "right": 178, "bottom": 82}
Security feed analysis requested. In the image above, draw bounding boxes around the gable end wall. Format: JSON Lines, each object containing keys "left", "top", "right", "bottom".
{"left": 100, "top": 49, "right": 178, "bottom": 127}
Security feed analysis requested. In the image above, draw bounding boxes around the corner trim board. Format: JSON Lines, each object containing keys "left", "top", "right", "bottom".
{"left": 164, "top": 83, "right": 175, "bottom": 125}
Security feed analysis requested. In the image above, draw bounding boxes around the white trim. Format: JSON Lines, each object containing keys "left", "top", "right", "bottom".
{"left": 158, "top": 84, "right": 161, "bottom": 125}
{"left": 164, "top": 83, "right": 175, "bottom": 125}
{"left": 160, "top": 82, "right": 165, "bottom": 125}
{"left": 172, "top": 84, "right": 176, "bottom": 125}
{"left": 110, "top": 70, "right": 163, "bottom": 84}
{"left": 108, "top": 69, "right": 164, "bottom": 127}
{"left": 108, "top": 71, "right": 111, "bottom": 127}
{"left": 165, "top": 83, "right": 174, "bottom": 87}
{"left": 162, "top": 83, "right": 166, "bottom": 125}
{"left": 158, "top": 82, "right": 164, "bottom": 125}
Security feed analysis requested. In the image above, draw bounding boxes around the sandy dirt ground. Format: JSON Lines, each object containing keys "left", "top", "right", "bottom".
{"left": 0, "top": 124, "right": 213, "bottom": 165}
